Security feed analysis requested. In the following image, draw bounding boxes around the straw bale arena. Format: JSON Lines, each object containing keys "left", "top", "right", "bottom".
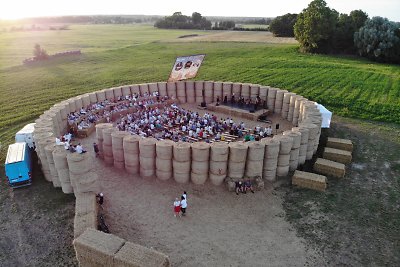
{"left": 34, "top": 81, "right": 328, "bottom": 266}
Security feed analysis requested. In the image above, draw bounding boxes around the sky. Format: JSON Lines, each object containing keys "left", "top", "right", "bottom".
{"left": 1, "top": 0, "right": 399, "bottom": 22}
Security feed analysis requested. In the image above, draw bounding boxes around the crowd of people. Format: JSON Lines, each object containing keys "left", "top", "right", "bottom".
{"left": 217, "top": 93, "right": 266, "bottom": 111}
{"left": 173, "top": 191, "right": 188, "bottom": 217}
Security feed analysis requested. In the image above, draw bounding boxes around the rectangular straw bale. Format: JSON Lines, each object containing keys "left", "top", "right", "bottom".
{"left": 314, "top": 158, "right": 345, "bottom": 178}
{"left": 292, "top": 170, "right": 327, "bottom": 192}
{"left": 74, "top": 211, "right": 98, "bottom": 239}
{"left": 323, "top": 147, "right": 352, "bottom": 164}
{"left": 75, "top": 193, "right": 98, "bottom": 216}
{"left": 326, "top": 137, "right": 353, "bottom": 152}
{"left": 74, "top": 229, "right": 125, "bottom": 267}
{"left": 114, "top": 241, "right": 170, "bottom": 267}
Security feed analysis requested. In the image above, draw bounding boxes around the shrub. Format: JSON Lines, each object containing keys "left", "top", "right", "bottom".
{"left": 269, "top": 13, "right": 297, "bottom": 37}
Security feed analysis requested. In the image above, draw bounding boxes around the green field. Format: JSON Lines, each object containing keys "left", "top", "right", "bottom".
{"left": 0, "top": 24, "right": 399, "bottom": 162}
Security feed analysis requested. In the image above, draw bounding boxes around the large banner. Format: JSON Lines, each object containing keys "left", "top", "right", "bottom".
{"left": 168, "top": 54, "right": 205, "bottom": 82}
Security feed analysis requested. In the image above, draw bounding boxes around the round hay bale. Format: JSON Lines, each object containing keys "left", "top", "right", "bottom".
{"left": 283, "top": 131, "right": 302, "bottom": 149}
{"left": 124, "top": 154, "right": 139, "bottom": 166}
{"left": 111, "top": 131, "right": 130, "bottom": 150}
{"left": 105, "top": 88, "right": 115, "bottom": 100}
{"left": 261, "top": 138, "right": 280, "bottom": 158}
{"left": 222, "top": 82, "right": 233, "bottom": 98}
{"left": 259, "top": 86, "right": 268, "bottom": 99}
{"left": 191, "top": 172, "right": 208, "bottom": 185}
{"left": 103, "top": 144, "right": 113, "bottom": 157}
{"left": 60, "top": 181, "right": 74, "bottom": 194}
{"left": 229, "top": 142, "right": 248, "bottom": 162}
{"left": 228, "top": 161, "right": 246, "bottom": 178}
{"left": 173, "top": 160, "right": 191, "bottom": 173}
{"left": 173, "top": 142, "right": 191, "bottom": 162}
{"left": 210, "top": 161, "right": 228, "bottom": 175}
{"left": 268, "top": 88, "right": 277, "bottom": 98}
{"left": 292, "top": 127, "right": 310, "bottom": 144}
{"left": 213, "top": 82, "right": 223, "bottom": 101}
{"left": 139, "top": 138, "right": 156, "bottom": 158}
{"left": 263, "top": 158, "right": 278, "bottom": 170}
{"left": 103, "top": 127, "right": 117, "bottom": 146}
{"left": 139, "top": 84, "right": 149, "bottom": 96}
{"left": 89, "top": 92, "right": 98, "bottom": 104}
{"left": 209, "top": 173, "right": 226, "bottom": 186}
{"left": 113, "top": 87, "right": 122, "bottom": 98}
{"left": 52, "top": 145, "right": 69, "bottom": 170}
{"left": 140, "top": 167, "right": 155, "bottom": 178}
{"left": 276, "top": 165, "right": 290, "bottom": 177}
{"left": 157, "top": 82, "right": 167, "bottom": 96}
{"left": 204, "top": 81, "right": 214, "bottom": 97}
{"left": 306, "top": 150, "right": 314, "bottom": 160}
{"left": 278, "top": 154, "right": 290, "bottom": 166}
{"left": 81, "top": 94, "right": 90, "bottom": 108}
{"left": 139, "top": 156, "right": 155, "bottom": 169}
{"left": 123, "top": 135, "right": 140, "bottom": 153}
{"left": 245, "top": 160, "right": 263, "bottom": 177}
{"left": 298, "top": 155, "right": 306, "bottom": 165}
{"left": 125, "top": 164, "right": 139, "bottom": 175}
{"left": 191, "top": 160, "right": 209, "bottom": 174}
{"left": 156, "top": 140, "right": 174, "bottom": 159}
{"left": 156, "top": 158, "right": 172, "bottom": 172}
{"left": 67, "top": 152, "right": 92, "bottom": 175}
{"left": 130, "top": 84, "right": 140, "bottom": 95}
{"left": 241, "top": 83, "right": 250, "bottom": 98}
{"left": 72, "top": 172, "right": 99, "bottom": 193}
{"left": 191, "top": 142, "right": 210, "bottom": 161}
{"left": 299, "top": 144, "right": 308, "bottom": 156}
{"left": 263, "top": 169, "right": 277, "bottom": 182}
{"left": 113, "top": 150, "right": 124, "bottom": 162}
{"left": 68, "top": 99, "right": 77, "bottom": 113}
{"left": 210, "top": 142, "right": 229, "bottom": 161}
{"left": 247, "top": 142, "right": 265, "bottom": 161}
{"left": 290, "top": 148, "right": 300, "bottom": 160}
{"left": 104, "top": 155, "right": 114, "bottom": 166}
{"left": 96, "top": 123, "right": 113, "bottom": 141}
{"left": 167, "top": 82, "right": 177, "bottom": 98}
{"left": 114, "top": 161, "right": 125, "bottom": 170}
{"left": 148, "top": 83, "right": 159, "bottom": 94}
{"left": 250, "top": 84, "right": 260, "bottom": 98}
{"left": 232, "top": 83, "right": 241, "bottom": 96}
{"left": 289, "top": 159, "right": 299, "bottom": 171}
{"left": 156, "top": 169, "right": 172, "bottom": 181}
{"left": 121, "top": 86, "right": 131, "bottom": 96}
{"left": 174, "top": 172, "right": 190, "bottom": 184}
{"left": 273, "top": 135, "right": 293, "bottom": 154}
{"left": 195, "top": 81, "right": 204, "bottom": 98}
{"left": 283, "top": 92, "right": 294, "bottom": 104}
{"left": 176, "top": 81, "right": 186, "bottom": 96}
{"left": 298, "top": 123, "right": 318, "bottom": 140}
{"left": 204, "top": 96, "right": 213, "bottom": 104}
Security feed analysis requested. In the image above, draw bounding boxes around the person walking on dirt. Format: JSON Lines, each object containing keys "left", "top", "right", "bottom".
{"left": 93, "top": 142, "right": 99, "bottom": 157}
{"left": 180, "top": 196, "right": 187, "bottom": 216}
{"left": 97, "top": 193, "right": 104, "bottom": 205}
{"left": 173, "top": 198, "right": 181, "bottom": 217}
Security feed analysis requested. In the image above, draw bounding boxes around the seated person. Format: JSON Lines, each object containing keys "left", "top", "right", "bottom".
{"left": 244, "top": 179, "right": 255, "bottom": 193}
{"left": 235, "top": 181, "right": 244, "bottom": 195}
{"left": 244, "top": 134, "right": 251, "bottom": 142}
{"left": 75, "top": 143, "right": 87, "bottom": 154}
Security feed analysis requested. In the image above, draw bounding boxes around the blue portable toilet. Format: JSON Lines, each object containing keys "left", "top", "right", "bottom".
{"left": 5, "top": 143, "right": 32, "bottom": 188}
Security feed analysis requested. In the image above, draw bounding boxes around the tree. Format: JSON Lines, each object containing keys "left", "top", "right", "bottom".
{"left": 269, "top": 13, "right": 298, "bottom": 37}
{"left": 33, "top": 44, "right": 48, "bottom": 60}
{"left": 294, "top": 0, "right": 338, "bottom": 53}
{"left": 154, "top": 12, "right": 211, "bottom": 30}
{"left": 354, "top": 17, "right": 400, "bottom": 63}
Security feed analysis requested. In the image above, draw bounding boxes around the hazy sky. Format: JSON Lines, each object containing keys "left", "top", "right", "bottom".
{"left": 1, "top": 0, "right": 399, "bottom": 21}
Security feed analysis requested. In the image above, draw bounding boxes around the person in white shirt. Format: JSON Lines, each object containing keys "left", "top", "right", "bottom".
{"left": 55, "top": 137, "right": 62, "bottom": 145}
{"left": 76, "top": 143, "right": 86, "bottom": 154}
{"left": 173, "top": 198, "right": 181, "bottom": 217}
{"left": 64, "top": 141, "right": 70, "bottom": 150}
{"left": 180, "top": 196, "right": 187, "bottom": 216}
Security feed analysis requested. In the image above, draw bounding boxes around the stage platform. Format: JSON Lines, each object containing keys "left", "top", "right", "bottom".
{"left": 207, "top": 103, "right": 270, "bottom": 121}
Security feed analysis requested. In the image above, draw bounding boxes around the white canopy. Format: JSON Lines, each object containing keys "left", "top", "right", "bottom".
{"left": 315, "top": 103, "right": 332, "bottom": 128}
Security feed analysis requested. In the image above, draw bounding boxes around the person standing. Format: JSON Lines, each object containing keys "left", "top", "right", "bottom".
{"left": 173, "top": 198, "right": 181, "bottom": 217}
{"left": 180, "top": 196, "right": 187, "bottom": 216}
{"left": 93, "top": 142, "right": 99, "bottom": 157}
{"left": 182, "top": 191, "right": 187, "bottom": 201}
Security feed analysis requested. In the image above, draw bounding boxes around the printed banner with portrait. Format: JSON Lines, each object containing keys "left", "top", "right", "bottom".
{"left": 168, "top": 54, "right": 205, "bottom": 82}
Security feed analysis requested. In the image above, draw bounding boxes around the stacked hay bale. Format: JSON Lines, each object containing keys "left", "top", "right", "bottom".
{"left": 232, "top": 83, "right": 242, "bottom": 100}
{"left": 130, "top": 84, "right": 140, "bottom": 96}
{"left": 292, "top": 97, "right": 306, "bottom": 125}
{"left": 88, "top": 92, "right": 98, "bottom": 104}
{"left": 228, "top": 142, "right": 248, "bottom": 180}
{"left": 96, "top": 90, "right": 106, "bottom": 102}
{"left": 303, "top": 112, "right": 323, "bottom": 153}
{"left": 185, "top": 81, "right": 195, "bottom": 103}
{"left": 111, "top": 131, "right": 130, "bottom": 169}
{"left": 95, "top": 123, "right": 113, "bottom": 158}
{"left": 156, "top": 140, "right": 174, "bottom": 181}
{"left": 314, "top": 158, "right": 346, "bottom": 178}
{"left": 123, "top": 135, "right": 140, "bottom": 175}
{"left": 298, "top": 122, "right": 318, "bottom": 160}
{"left": 173, "top": 142, "right": 191, "bottom": 183}
{"left": 148, "top": 83, "right": 159, "bottom": 95}
{"left": 167, "top": 82, "right": 177, "bottom": 99}
{"left": 222, "top": 82, "right": 233, "bottom": 101}
{"left": 273, "top": 135, "right": 293, "bottom": 177}
{"left": 73, "top": 229, "right": 125, "bottom": 266}
{"left": 44, "top": 143, "right": 62, "bottom": 188}
{"left": 241, "top": 83, "right": 251, "bottom": 100}
{"left": 81, "top": 94, "right": 91, "bottom": 109}
{"left": 33, "top": 126, "right": 53, "bottom": 168}
{"left": 157, "top": 82, "right": 167, "bottom": 97}
{"left": 283, "top": 130, "right": 302, "bottom": 171}
{"left": 261, "top": 138, "right": 280, "bottom": 182}
{"left": 74, "top": 193, "right": 98, "bottom": 238}
{"left": 121, "top": 86, "right": 131, "bottom": 97}
{"left": 105, "top": 88, "right": 115, "bottom": 100}
{"left": 213, "top": 81, "right": 223, "bottom": 102}
{"left": 274, "top": 89, "right": 288, "bottom": 114}
{"left": 36, "top": 136, "right": 55, "bottom": 182}
{"left": 292, "top": 126, "right": 310, "bottom": 165}
{"left": 139, "top": 138, "right": 156, "bottom": 178}
{"left": 323, "top": 147, "right": 352, "bottom": 164}
{"left": 112, "top": 87, "right": 122, "bottom": 100}
{"left": 281, "top": 92, "right": 294, "bottom": 119}
{"left": 209, "top": 142, "right": 229, "bottom": 185}
{"left": 191, "top": 142, "right": 210, "bottom": 185}
{"left": 176, "top": 81, "right": 186, "bottom": 104}
{"left": 267, "top": 87, "right": 277, "bottom": 111}
{"left": 245, "top": 141, "right": 265, "bottom": 178}
{"left": 326, "top": 138, "right": 353, "bottom": 152}
{"left": 139, "top": 84, "right": 150, "bottom": 96}
{"left": 259, "top": 86, "right": 268, "bottom": 103}
{"left": 287, "top": 93, "right": 298, "bottom": 122}
{"left": 250, "top": 84, "right": 260, "bottom": 101}
{"left": 53, "top": 102, "right": 69, "bottom": 133}
{"left": 53, "top": 145, "right": 74, "bottom": 193}
{"left": 204, "top": 81, "right": 214, "bottom": 104}
{"left": 195, "top": 81, "right": 204, "bottom": 104}
{"left": 102, "top": 127, "right": 117, "bottom": 166}
{"left": 292, "top": 170, "right": 327, "bottom": 192}
{"left": 74, "top": 96, "right": 83, "bottom": 112}
{"left": 67, "top": 152, "right": 99, "bottom": 194}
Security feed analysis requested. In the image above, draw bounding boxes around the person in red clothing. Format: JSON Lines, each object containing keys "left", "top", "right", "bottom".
{"left": 173, "top": 198, "right": 181, "bottom": 217}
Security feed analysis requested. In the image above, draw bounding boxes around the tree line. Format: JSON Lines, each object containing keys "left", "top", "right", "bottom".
{"left": 154, "top": 12, "right": 212, "bottom": 30}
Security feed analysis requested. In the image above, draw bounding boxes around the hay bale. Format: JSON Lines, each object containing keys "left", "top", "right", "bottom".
{"left": 273, "top": 135, "right": 293, "bottom": 154}
{"left": 139, "top": 138, "right": 156, "bottom": 158}
{"left": 326, "top": 138, "right": 353, "bottom": 152}
{"left": 247, "top": 141, "right": 265, "bottom": 161}
{"left": 263, "top": 169, "right": 277, "bottom": 182}
{"left": 173, "top": 171, "right": 190, "bottom": 184}
{"left": 283, "top": 131, "right": 301, "bottom": 149}
{"left": 148, "top": 83, "right": 159, "bottom": 94}
{"left": 228, "top": 142, "right": 248, "bottom": 162}
{"left": 222, "top": 82, "right": 233, "bottom": 98}
{"left": 96, "top": 90, "right": 106, "bottom": 102}
{"left": 209, "top": 173, "right": 226, "bottom": 186}
{"left": 173, "top": 160, "right": 191, "bottom": 173}
{"left": 261, "top": 138, "right": 280, "bottom": 159}
{"left": 250, "top": 84, "right": 260, "bottom": 99}
{"left": 140, "top": 167, "right": 155, "bottom": 178}
{"left": 298, "top": 123, "right": 318, "bottom": 140}
{"left": 292, "top": 170, "right": 327, "bottom": 192}
{"left": 139, "top": 84, "right": 150, "bottom": 96}
{"left": 123, "top": 135, "right": 140, "bottom": 154}
{"left": 156, "top": 140, "right": 174, "bottom": 160}
{"left": 240, "top": 83, "right": 250, "bottom": 98}
{"left": 156, "top": 158, "right": 172, "bottom": 172}
{"left": 173, "top": 142, "right": 191, "bottom": 162}
{"left": 228, "top": 161, "right": 246, "bottom": 179}
{"left": 157, "top": 82, "right": 167, "bottom": 97}
{"left": 277, "top": 154, "right": 290, "bottom": 166}
{"left": 191, "top": 142, "right": 210, "bottom": 162}
{"left": 124, "top": 153, "right": 139, "bottom": 167}
{"left": 73, "top": 212, "right": 97, "bottom": 239}
{"left": 213, "top": 81, "right": 223, "bottom": 101}
{"left": 75, "top": 193, "right": 98, "bottom": 216}
{"left": 263, "top": 158, "right": 278, "bottom": 170}
{"left": 232, "top": 83, "right": 241, "bottom": 97}
{"left": 44, "top": 143, "right": 61, "bottom": 188}
{"left": 113, "top": 241, "right": 170, "bottom": 267}
{"left": 195, "top": 81, "right": 204, "bottom": 99}
{"left": 204, "top": 81, "right": 214, "bottom": 97}
{"left": 276, "top": 165, "right": 290, "bottom": 177}
{"left": 156, "top": 169, "right": 172, "bottom": 181}
{"left": 210, "top": 142, "right": 229, "bottom": 162}
{"left": 125, "top": 164, "right": 139, "bottom": 175}
{"left": 245, "top": 160, "right": 263, "bottom": 177}
{"left": 112, "top": 131, "right": 130, "bottom": 150}
{"left": 96, "top": 123, "right": 114, "bottom": 141}
{"left": 73, "top": 229, "right": 125, "bottom": 266}
{"left": 89, "top": 92, "right": 98, "bottom": 104}
{"left": 191, "top": 172, "right": 208, "bottom": 185}
{"left": 121, "top": 86, "right": 131, "bottom": 96}
{"left": 67, "top": 152, "right": 93, "bottom": 175}
{"left": 323, "top": 147, "right": 352, "bottom": 164}
{"left": 191, "top": 160, "right": 209, "bottom": 174}
{"left": 166, "top": 82, "right": 177, "bottom": 98}
{"left": 53, "top": 146, "right": 73, "bottom": 193}
{"left": 103, "top": 128, "right": 117, "bottom": 146}
{"left": 72, "top": 172, "right": 100, "bottom": 194}
{"left": 139, "top": 155, "right": 155, "bottom": 169}
{"left": 292, "top": 127, "right": 310, "bottom": 145}
{"left": 210, "top": 161, "right": 228, "bottom": 175}
{"left": 259, "top": 86, "right": 268, "bottom": 99}
{"left": 314, "top": 158, "right": 346, "bottom": 178}
{"left": 130, "top": 85, "right": 140, "bottom": 95}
